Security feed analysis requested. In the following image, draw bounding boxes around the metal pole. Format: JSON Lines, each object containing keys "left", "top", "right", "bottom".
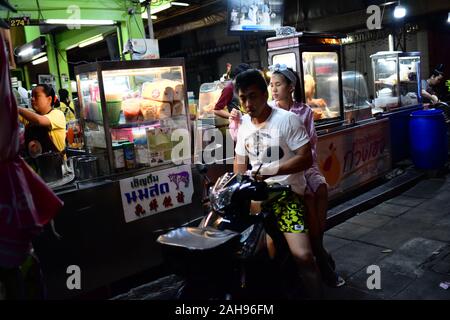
{"left": 255, "top": 35, "right": 261, "bottom": 69}
{"left": 116, "top": 22, "right": 125, "bottom": 60}
{"left": 146, "top": 1, "right": 154, "bottom": 39}
{"left": 239, "top": 36, "right": 245, "bottom": 63}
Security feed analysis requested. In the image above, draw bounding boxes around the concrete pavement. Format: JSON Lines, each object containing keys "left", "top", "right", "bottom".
{"left": 112, "top": 168, "right": 450, "bottom": 300}
{"left": 323, "top": 172, "right": 450, "bottom": 300}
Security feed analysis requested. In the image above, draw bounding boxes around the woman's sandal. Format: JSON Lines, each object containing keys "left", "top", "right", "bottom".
{"left": 334, "top": 274, "right": 346, "bottom": 287}
{"left": 323, "top": 272, "right": 346, "bottom": 288}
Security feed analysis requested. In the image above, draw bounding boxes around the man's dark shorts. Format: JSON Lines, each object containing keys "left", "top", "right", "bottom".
{"left": 263, "top": 190, "right": 308, "bottom": 234}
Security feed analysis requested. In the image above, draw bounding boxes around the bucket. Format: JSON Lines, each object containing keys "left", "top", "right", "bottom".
{"left": 77, "top": 156, "right": 99, "bottom": 180}
{"left": 36, "top": 152, "right": 63, "bottom": 182}
{"left": 409, "top": 109, "right": 448, "bottom": 169}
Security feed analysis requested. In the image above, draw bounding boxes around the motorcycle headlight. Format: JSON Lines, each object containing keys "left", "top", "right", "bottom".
{"left": 209, "top": 187, "right": 235, "bottom": 212}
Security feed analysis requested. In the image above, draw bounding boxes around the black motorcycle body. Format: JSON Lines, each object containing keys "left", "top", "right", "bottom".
{"left": 157, "top": 172, "right": 300, "bottom": 299}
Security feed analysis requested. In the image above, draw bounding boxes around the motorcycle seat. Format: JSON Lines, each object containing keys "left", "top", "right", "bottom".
{"left": 157, "top": 226, "right": 240, "bottom": 250}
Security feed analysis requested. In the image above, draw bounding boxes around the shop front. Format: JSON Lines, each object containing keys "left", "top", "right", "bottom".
{"left": 265, "top": 32, "right": 398, "bottom": 200}
{"left": 32, "top": 58, "right": 206, "bottom": 299}
{"left": 190, "top": 32, "right": 406, "bottom": 201}
{"left": 3, "top": 1, "right": 213, "bottom": 299}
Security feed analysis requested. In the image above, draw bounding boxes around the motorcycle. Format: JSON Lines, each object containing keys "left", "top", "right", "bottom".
{"left": 157, "top": 165, "right": 302, "bottom": 300}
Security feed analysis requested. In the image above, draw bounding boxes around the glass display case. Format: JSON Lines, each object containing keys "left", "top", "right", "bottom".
{"left": 75, "top": 58, "right": 191, "bottom": 177}
{"left": 194, "top": 81, "right": 231, "bottom": 163}
{"left": 370, "top": 51, "right": 421, "bottom": 113}
{"left": 197, "top": 81, "right": 230, "bottom": 126}
{"left": 341, "top": 71, "right": 373, "bottom": 122}
{"left": 267, "top": 32, "right": 345, "bottom": 127}
{"left": 302, "top": 51, "right": 341, "bottom": 122}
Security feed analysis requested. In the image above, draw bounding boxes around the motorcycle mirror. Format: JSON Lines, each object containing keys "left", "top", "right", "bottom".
{"left": 253, "top": 163, "right": 263, "bottom": 179}
{"left": 196, "top": 164, "right": 208, "bottom": 175}
{"left": 196, "top": 163, "right": 211, "bottom": 186}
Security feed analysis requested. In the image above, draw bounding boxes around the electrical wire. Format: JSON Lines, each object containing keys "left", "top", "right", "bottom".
{"left": 380, "top": 0, "right": 388, "bottom": 24}
{"left": 354, "top": 41, "right": 359, "bottom": 101}
{"left": 132, "top": 8, "right": 148, "bottom": 55}
{"left": 35, "top": 0, "right": 45, "bottom": 23}
{"left": 48, "top": 40, "right": 106, "bottom": 66}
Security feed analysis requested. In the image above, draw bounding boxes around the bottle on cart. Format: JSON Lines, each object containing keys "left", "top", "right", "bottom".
{"left": 122, "top": 141, "right": 136, "bottom": 169}
{"left": 112, "top": 142, "right": 125, "bottom": 170}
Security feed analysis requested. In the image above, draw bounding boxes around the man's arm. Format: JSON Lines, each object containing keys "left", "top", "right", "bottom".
{"left": 421, "top": 89, "right": 439, "bottom": 103}
{"left": 261, "top": 142, "right": 313, "bottom": 178}
{"left": 214, "top": 109, "right": 231, "bottom": 119}
{"left": 234, "top": 153, "right": 248, "bottom": 174}
{"left": 18, "top": 107, "right": 51, "bottom": 128}
{"left": 279, "top": 142, "right": 313, "bottom": 174}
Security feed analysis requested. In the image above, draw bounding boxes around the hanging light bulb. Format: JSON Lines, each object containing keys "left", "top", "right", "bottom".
{"left": 393, "top": 1, "right": 407, "bottom": 19}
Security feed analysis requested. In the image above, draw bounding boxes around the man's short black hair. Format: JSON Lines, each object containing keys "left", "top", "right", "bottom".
{"left": 58, "top": 88, "right": 69, "bottom": 100}
{"left": 431, "top": 63, "right": 444, "bottom": 77}
{"left": 235, "top": 69, "right": 268, "bottom": 95}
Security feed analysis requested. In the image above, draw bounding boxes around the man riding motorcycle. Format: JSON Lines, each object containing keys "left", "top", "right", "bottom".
{"left": 232, "top": 69, "right": 323, "bottom": 299}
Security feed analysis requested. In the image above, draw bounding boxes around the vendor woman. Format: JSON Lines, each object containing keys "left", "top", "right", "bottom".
{"left": 18, "top": 84, "right": 66, "bottom": 158}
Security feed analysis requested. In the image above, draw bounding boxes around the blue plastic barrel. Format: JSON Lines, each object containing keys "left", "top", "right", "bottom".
{"left": 409, "top": 109, "right": 448, "bottom": 169}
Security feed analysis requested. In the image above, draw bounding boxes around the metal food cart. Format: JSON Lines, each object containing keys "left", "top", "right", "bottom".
{"left": 32, "top": 58, "right": 205, "bottom": 299}
{"left": 370, "top": 51, "right": 423, "bottom": 163}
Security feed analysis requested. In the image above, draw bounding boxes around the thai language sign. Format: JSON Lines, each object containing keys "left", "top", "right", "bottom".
{"left": 316, "top": 120, "right": 391, "bottom": 199}
{"left": 119, "top": 164, "right": 193, "bottom": 223}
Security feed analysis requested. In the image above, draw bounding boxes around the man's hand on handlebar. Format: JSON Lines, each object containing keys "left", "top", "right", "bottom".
{"left": 249, "top": 162, "right": 280, "bottom": 180}
{"left": 253, "top": 172, "right": 268, "bottom": 182}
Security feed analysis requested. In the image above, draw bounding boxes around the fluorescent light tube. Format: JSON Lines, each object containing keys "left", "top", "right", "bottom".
{"left": 380, "top": 1, "right": 397, "bottom": 6}
{"left": 32, "top": 56, "right": 48, "bottom": 65}
{"left": 45, "top": 19, "right": 115, "bottom": 25}
{"left": 31, "top": 52, "right": 46, "bottom": 60}
{"left": 141, "top": 2, "right": 171, "bottom": 17}
{"left": 171, "top": 2, "right": 189, "bottom": 6}
{"left": 78, "top": 35, "right": 104, "bottom": 48}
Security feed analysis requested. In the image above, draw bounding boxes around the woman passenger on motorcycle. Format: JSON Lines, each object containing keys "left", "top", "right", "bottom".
{"left": 261, "top": 65, "right": 344, "bottom": 287}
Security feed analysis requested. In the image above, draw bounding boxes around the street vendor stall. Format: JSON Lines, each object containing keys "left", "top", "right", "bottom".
{"left": 194, "top": 80, "right": 233, "bottom": 164}
{"left": 31, "top": 58, "right": 206, "bottom": 299}
{"left": 266, "top": 32, "right": 392, "bottom": 200}
{"left": 370, "top": 51, "right": 423, "bottom": 163}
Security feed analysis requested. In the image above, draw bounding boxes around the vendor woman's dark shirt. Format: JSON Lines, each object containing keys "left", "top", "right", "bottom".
{"left": 19, "top": 108, "right": 67, "bottom": 152}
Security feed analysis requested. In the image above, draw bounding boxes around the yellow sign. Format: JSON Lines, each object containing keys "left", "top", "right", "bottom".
{"left": 8, "top": 17, "right": 30, "bottom": 27}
